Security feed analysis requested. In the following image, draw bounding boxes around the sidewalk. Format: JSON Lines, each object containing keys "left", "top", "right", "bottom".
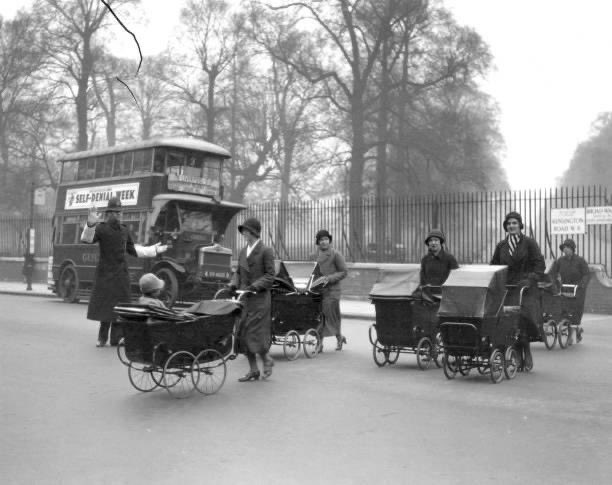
{"left": 0, "top": 281, "right": 375, "bottom": 320}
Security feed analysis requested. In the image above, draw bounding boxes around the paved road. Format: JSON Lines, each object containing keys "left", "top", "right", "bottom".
{"left": 1, "top": 294, "right": 611, "bottom": 485}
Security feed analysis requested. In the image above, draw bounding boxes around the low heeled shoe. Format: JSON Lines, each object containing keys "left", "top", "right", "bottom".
{"left": 238, "top": 370, "right": 260, "bottom": 382}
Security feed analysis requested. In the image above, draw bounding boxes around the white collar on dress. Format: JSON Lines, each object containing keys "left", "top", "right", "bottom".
{"left": 246, "top": 239, "right": 261, "bottom": 257}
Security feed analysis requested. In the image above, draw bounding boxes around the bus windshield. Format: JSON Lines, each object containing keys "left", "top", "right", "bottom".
{"left": 151, "top": 199, "right": 215, "bottom": 239}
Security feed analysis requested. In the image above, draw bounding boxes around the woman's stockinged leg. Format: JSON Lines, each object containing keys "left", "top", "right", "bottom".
{"left": 247, "top": 352, "right": 258, "bottom": 372}
{"left": 238, "top": 352, "right": 260, "bottom": 382}
{"left": 261, "top": 351, "right": 274, "bottom": 378}
{"left": 97, "top": 321, "right": 111, "bottom": 347}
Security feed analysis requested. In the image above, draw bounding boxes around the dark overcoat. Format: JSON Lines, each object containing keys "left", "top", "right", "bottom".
{"left": 230, "top": 241, "right": 275, "bottom": 354}
{"left": 85, "top": 220, "right": 137, "bottom": 322}
{"left": 419, "top": 249, "right": 459, "bottom": 286}
{"left": 491, "top": 235, "right": 545, "bottom": 284}
{"left": 548, "top": 254, "right": 591, "bottom": 323}
{"left": 310, "top": 247, "right": 347, "bottom": 337}
{"left": 491, "top": 234, "right": 546, "bottom": 339}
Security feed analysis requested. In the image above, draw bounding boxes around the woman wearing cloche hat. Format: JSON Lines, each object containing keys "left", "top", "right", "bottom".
{"left": 491, "top": 211, "right": 546, "bottom": 370}
{"left": 229, "top": 217, "right": 276, "bottom": 381}
{"left": 419, "top": 228, "right": 459, "bottom": 289}
{"left": 310, "top": 229, "right": 348, "bottom": 351}
{"left": 546, "top": 239, "right": 590, "bottom": 336}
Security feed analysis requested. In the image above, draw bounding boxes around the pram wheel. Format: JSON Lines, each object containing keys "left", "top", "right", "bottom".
{"left": 476, "top": 356, "right": 489, "bottom": 375}
{"left": 128, "top": 362, "right": 161, "bottom": 392}
{"left": 283, "top": 330, "right": 301, "bottom": 361}
{"left": 442, "top": 353, "right": 457, "bottom": 379}
{"left": 303, "top": 329, "right": 321, "bottom": 359}
{"left": 372, "top": 340, "right": 388, "bottom": 367}
{"left": 416, "top": 337, "right": 433, "bottom": 370}
{"left": 433, "top": 332, "right": 444, "bottom": 368}
{"left": 386, "top": 347, "right": 400, "bottom": 364}
{"left": 163, "top": 351, "right": 196, "bottom": 399}
{"left": 489, "top": 348, "right": 504, "bottom": 384}
{"left": 503, "top": 346, "right": 519, "bottom": 380}
{"left": 116, "top": 337, "right": 130, "bottom": 367}
{"left": 542, "top": 319, "right": 557, "bottom": 350}
{"left": 458, "top": 357, "right": 471, "bottom": 376}
{"left": 368, "top": 324, "right": 377, "bottom": 346}
{"left": 557, "top": 319, "right": 570, "bottom": 349}
{"left": 192, "top": 349, "right": 227, "bottom": 395}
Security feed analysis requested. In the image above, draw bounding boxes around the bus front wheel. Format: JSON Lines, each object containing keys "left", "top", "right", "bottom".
{"left": 59, "top": 265, "right": 80, "bottom": 303}
{"left": 155, "top": 268, "right": 178, "bottom": 308}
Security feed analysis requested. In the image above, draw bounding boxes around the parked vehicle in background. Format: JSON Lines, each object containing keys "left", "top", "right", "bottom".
{"left": 49, "top": 137, "right": 245, "bottom": 306}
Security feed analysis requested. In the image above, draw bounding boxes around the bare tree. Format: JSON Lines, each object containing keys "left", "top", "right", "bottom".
{"left": 36, "top": 0, "right": 137, "bottom": 151}
{"left": 0, "top": 13, "right": 48, "bottom": 189}
{"left": 91, "top": 52, "right": 129, "bottom": 146}
{"left": 269, "top": 0, "right": 473, "bottom": 256}
{"left": 164, "top": 0, "right": 246, "bottom": 144}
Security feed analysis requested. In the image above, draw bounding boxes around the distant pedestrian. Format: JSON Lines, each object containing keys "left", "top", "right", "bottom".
{"left": 490, "top": 211, "right": 545, "bottom": 370}
{"left": 138, "top": 273, "right": 167, "bottom": 308}
{"left": 229, "top": 218, "right": 276, "bottom": 381}
{"left": 81, "top": 197, "right": 167, "bottom": 347}
{"left": 547, "top": 238, "right": 590, "bottom": 336}
{"left": 310, "top": 229, "right": 348, "bottom": 351}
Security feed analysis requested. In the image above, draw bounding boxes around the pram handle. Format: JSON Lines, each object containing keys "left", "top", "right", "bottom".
{"left": 213, "top": 288, "right": 255, "bottom": 301}
{"left": 235, "top": 290, "right": 255, "bottom": 301}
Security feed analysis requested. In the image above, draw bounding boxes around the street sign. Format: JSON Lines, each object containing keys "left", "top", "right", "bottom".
{"left": 29, "top": 228, "right": 35, "bottom": 254}
{"left": 34, "top": 188, "right": 46, "bottom": 206}
{"left": 550, "top": 208, "right": 586, "bottom": 235}
{"left": 586, "top": 206, "right": 612, "bottom": 225}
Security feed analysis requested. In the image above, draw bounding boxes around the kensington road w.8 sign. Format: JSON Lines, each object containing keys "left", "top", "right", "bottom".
{"left": 550, "top": 208, "right": 586, "bottom": 235}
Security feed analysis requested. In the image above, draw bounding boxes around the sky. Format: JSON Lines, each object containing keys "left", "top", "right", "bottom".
{"left": 2, "top": 0, "right": 612, "bottom": 190}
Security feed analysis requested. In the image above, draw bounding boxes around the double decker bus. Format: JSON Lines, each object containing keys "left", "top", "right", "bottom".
{"left": 50, "top": 137, "right": 245, "bottom": 306}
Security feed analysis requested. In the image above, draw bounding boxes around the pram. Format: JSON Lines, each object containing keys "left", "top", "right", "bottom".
{"left": 270, "top": 261, "right": 324, "bottom": 360}
{"left": 368, "top": 265, "right": 443, "bottom": 370}
{"left": 115, "top": 298, "right": 242, "bottom": 398}
{"left": 438, "top": 265, "right": 524, "bottom": 383}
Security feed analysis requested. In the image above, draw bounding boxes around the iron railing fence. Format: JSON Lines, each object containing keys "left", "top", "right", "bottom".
{"left": 2, "top": 186, "right": 610, "bottom": 274}
{"left": 0, "top": 217, "right": 54, "bottom": 258}
{"left": 226, "top": 186, "right": 611, "bottom": 274}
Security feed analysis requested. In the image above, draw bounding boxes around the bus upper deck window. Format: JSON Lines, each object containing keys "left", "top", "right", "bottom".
{"left": 114, "top": 152, "right": 132, "bottom": 176}
{"left": 95, "top": 155, "right": 113, "bottom": 178}
{"left": 133, "top": 149, "right": 152, "bottom": 174}
{"left": 203, "top": 157, "right": 221, "bottom": 180}
{"left": 77, "top": 159, "right": 95, "bottom": 180}
{"left": 62, "top": 161, "right": 78, "bottom": 182}
{"left": 166, "top": 151, "right": 185, "bottom": 173}
{"left": 153, "top": 149, "right": 166, "bottom": 173}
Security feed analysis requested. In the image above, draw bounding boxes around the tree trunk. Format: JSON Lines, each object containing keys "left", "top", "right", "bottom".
{"left": 141, "top": 116, "right": 152, "bottom": 140}
{"left": 375, "top": 36, "right": 391, "bottom": 262}
{"left": 0, "top": 106, "right": 7, "bottom": 188}
{"left": 105, "top": 75, "right": 116, "bottom": 146}
{"left": 349, "top": 95, "right": 366, "bottom": 261}
{"left": 76, "top": 36, "right": 93, "bottom": 151}
{"left": 206, "top": 71, "right": 217, "bottom": 143}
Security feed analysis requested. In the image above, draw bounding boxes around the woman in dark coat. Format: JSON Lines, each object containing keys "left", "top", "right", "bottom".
{"left": 81, "top": 197, "right": 166, "bottom": 347}
{"left": 419, "top": 228, "right": 459, "bottom": 287}
{"left": 491, "top": 211, "right": 545, "bottom": 370}
{"left": 547, "top": 238, "right": 590, "bottom": 334}
{"left": 229, "top": 218, "right": 276, "bottom": 381}
{"left": 310, "top": 229, "right": 348, "bottom": 351}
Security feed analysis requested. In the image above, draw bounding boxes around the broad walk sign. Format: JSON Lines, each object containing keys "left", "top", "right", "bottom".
{"left": 550, "top": 208, "right": 586, "bottom": 235}
{"left": 586, "top": 206, "right": 612, "bottom": 225}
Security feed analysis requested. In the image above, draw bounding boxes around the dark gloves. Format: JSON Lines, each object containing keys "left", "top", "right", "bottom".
{"left": 245, "top": 285, "right": 257, "bottom": 293}
{"left": 227, "top": 283, "right": 237, "bottom": 292}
